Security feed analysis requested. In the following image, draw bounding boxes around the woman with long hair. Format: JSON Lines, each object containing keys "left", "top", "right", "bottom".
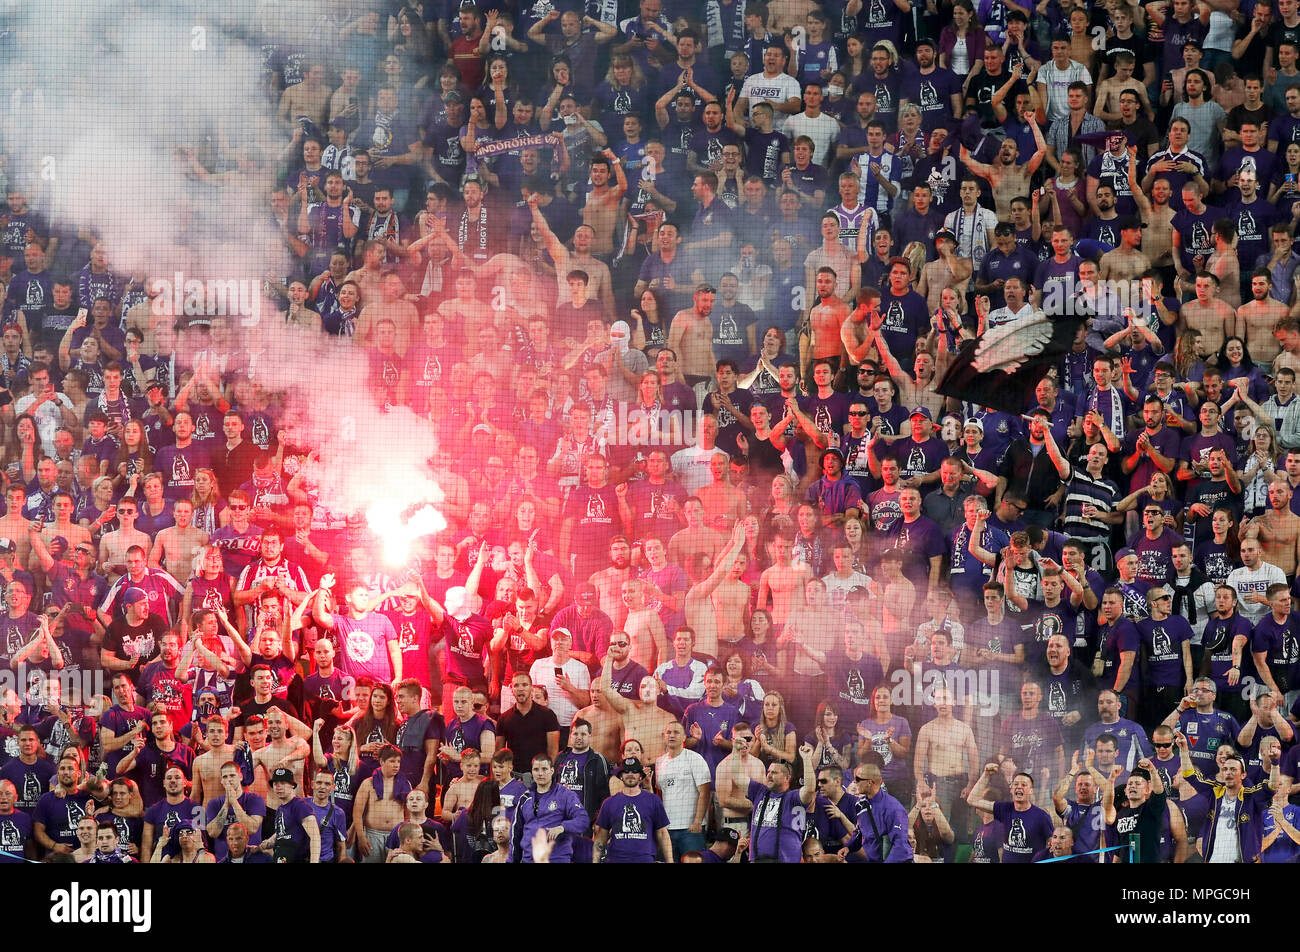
{"left": 737, "top": 325, "right": 789, "bottom": 396}
{"left": 189, "top": 468, "right": 224, "bottom": 536}
{"left": 806, "top": 700, "right": 851, "bottom": 770}
{"left": 721, "top": 651, "right": 765, "bottom": 723}
{"left": 625, "top": 371, "right": 679, "bottom": 447}
{"left": 475, "top": 54, "right": 518, "bottom": 127}
{"left": 939, "top": 0, "right": 986, "bottom": 77}
{"left": 5, "top": 413, "right": 38, "bottom": 485}
{"left": 861, "top": 684, "right": 913, "bottom": 806}
{"left": 112, "top": 418, "right": 153, "bottom": 492}
{"left": 1240, "top": 423, "right": 1280, "bottom": 517}
{"left": 1269, "top": 141, "right": 1300, "bottom": 205}
{"left": 593, "top": 54, "right": 650, "bottom": 138}
{"left": 450, "top": 778, "right": 502, "bottom": 863}
{"left": 741, "top": 608, "right": 781, "bottom": 684}
{"left": 842, "top": 516, "right": 871, "bottom": 573}
{"left": 629, "top": 288, "right": 668, "bottom": 355}
{"left": 1196, "top": 506, "right": 1242, "bottom": 585}
{"left": 315, "top": 720, "right": 362, "bottom": 817}
{"left": 351, "top": 681, "right": 399, "bottom": 777}
{"left": 1172, "top": 328, "right": 1209, "bottom": 385}
{"left": 1216, "top": 335, "right": 1269, "bottom": 404}
{"left": 750, "top": 691, "right": 797, "bottom": 769}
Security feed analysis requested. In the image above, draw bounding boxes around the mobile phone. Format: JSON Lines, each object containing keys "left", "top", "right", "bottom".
{"left": 1288, "top": 173, "right": 1296, "bottom": 186}
{"left": 553, "top": 666, "right": 563, "bottom": 677}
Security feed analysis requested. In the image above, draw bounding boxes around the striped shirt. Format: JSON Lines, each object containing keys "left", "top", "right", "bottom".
{"left": 1060, "top": 467, "right": 1121, "bottom": 538}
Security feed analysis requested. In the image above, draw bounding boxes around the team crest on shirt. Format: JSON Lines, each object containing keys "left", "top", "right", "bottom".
{"left": 346, "top": 629, "right": 375, "bottom": 663}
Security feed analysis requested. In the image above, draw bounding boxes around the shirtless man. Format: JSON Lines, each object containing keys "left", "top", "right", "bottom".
{"left": 190, "top": 715, "right": 237, "bottom": 805}
{"left": 149, "top": 499, "right": 210, "bottom": 581}
{"left": 912, "top": 687, "right": 981, "bottom": 825}
{"left": 352, "top": 745, "right": 407, "bottom": 863}
{"left": 757, "top": 532, "right": 812, "bottom": 629}
{"left": 959, "top": 116, "right": 1047, "bottom": 219}
{"left": 530, "top": 200, "right": 616, "bottom": 320}
{"left": 98, "top": 497, "right": 149, "bottom": 583}
{"left": 1099, "top": 218, "right": 1150, "bottom": 284}
{"left": 1236, "top": 270, "right": 1290, "bottom": 368}
{"left": 252, "top": 708, "right": 311, "bottom": 797}
{"left": 668, "top": 498, "right": 724, "bottom": 568}
{"left": 1181, "top": 271, "right": 1236, "bottom": 356}
{"left": 703, "top": 523, "right": 751, "bottom": 650}
{"left": 804, "top": 268, "right": 850, "bottom": 384}
{"left": 589, "top": 537, "right": 633, "bottom": 630}
{"left": 438, "top": 748, "right": 483, "bottom": 822}
{"left": 779, "top": 578, "right": 844, "bottom": 695}
{"left": 599, "top": 662, "right": 677, "bottom": 765}
{"left": 667, "top": 286, "right": 718, "bottom": 389}
{"left": 679, "top": 523, "right": 747, "bottom": 660}
{"left": 0, "top": 486, "right": 34, "bottom": 573}
{"left": 1244, "top": 478, "right": 1300, "bottom": 577}
{"left": 581, "top": 152, "right": 629, "bottom": 257}
{"left": 574, "top": 675, "right": 625, "bottom": 762}
{"left": 621, "top": 579, "right": 667, "bottom": 672}
{"left": 436, "top": 270, "right": 493, "bottom": 351}
{"left": 714, "top": 721, "right": 766, "bottom": 832}
{"left": 696, "top": 453, "right": 747, "bottom": 529}
{"left": 355, "top": 272, "right": 420, "bottom": 356}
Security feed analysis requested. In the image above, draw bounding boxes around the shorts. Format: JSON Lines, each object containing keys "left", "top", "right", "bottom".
{"left": 360, "top": 827, "right": 388, "bottom": 864}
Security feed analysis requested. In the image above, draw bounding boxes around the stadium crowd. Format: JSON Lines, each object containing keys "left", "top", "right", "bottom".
{"left": 6, "top": 0, "right": 1300, "bottom": 865}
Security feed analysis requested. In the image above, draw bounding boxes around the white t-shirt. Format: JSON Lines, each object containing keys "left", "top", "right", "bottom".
{"left": 1208, "top": 794, "right": 1240, "bottom": 863}
{"left": 783, "top": 111, "right": 841, "bottom": 165}
{"left": 1226, "top": 561, "right": 1287, "bottom": 624}
{"left": 739, "top": 71, "right": 804, "bottom": 132}
{"left": 654, "top": 747, "right": 712, "bottom": 828}
{"left": 527, "top": 656, "right": 591, "bottom": 727}
{"left": 14, "top": 392, "right": 74, "bottom": 458}
{"left": 671, "top": 444, "right": 727, "bottom": 494}
{"left": 1035, "top": 60, "right": 1092, "bottom": 123}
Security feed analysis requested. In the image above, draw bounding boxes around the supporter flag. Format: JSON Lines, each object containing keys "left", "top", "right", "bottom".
{"left": 935, "top": 314, "right": 1085, "bottom": 416}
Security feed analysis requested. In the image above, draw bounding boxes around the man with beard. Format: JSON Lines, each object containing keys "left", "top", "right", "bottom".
{"left": 593, "top": 757, "right": 672, "bottom": 862}
{"left": 667, "top": 285, "right": 719, "bottom": 393}
{"left": 958, "top": 117, "right": 1047, "bottom": 220}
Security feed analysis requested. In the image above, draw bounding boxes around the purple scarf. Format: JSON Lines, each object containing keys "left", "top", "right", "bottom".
{"left": 371, "top": 768, "right": 412, "bottom": 802}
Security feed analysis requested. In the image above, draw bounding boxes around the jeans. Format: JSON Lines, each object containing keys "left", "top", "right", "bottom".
{"left": 668, "top": 828, "right": 705, "bottom": 861}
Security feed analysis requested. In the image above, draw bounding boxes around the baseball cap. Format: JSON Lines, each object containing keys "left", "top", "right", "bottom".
{"left": 0, "top": 538, "right": 14, "bottom": 555}
{"left": 963, "top": 418, "right": 984, "bottom": 431}
{"left": 822, "top": 447, "right": 845, "bottom": 462}
{"left": 1115, "top": 547, "right": 1136, "bottom": 562}
{"left": 271, "top": 766, "right": 295, "bottom": 786}
{"left": 47, "top": 536, "right": 69, "bottom": 556}
{"left": 444, "top": 90, "right": 465, "bottom": 104}
{"left": 914, "top": 36, "right": 936, "bottom": 50}
{"left": 716, "top": 827, "right": 740, "bottom": 844}
{"left": 910, "top": 407, "right": 932, "bottom": 421}
{"left": 934, "top": 228, "right": 957, "bottom": 245}
{"left": 122, "top": 587, "right": 148, "bottom": 606}
{"left": 621, "top": 757, "right": 644, "bottom": 775}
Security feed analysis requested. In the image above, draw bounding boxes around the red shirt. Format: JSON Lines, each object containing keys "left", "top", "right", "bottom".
{"left": 450, "top": 35, "right": 485, "bottom": 88}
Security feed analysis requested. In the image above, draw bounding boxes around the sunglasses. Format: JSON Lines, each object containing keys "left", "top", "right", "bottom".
{"left": 736, "top": 735, "right": 753, "bottom": 742}
{"left": 816, "top": 778, "right": 831, "bottom": 784}
{"left": 848, "top": 410, "right": 868, "bottom": 416}
{"left": 229, "top": 504, "right": 249, "bottom": 510}
{"left": 1152, "top": 742, "right": 1173, "bottom": 748}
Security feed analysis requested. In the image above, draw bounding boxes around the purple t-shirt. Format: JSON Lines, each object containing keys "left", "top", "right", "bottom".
{"left": 334, "top": 611, "right": 398, "bottom": 683}
{"left": 1137, "top": 614, "right": 1193, "bottom": 687}
{"left": 746, "top": 779, "right": 806, "bottom": 863}
{"left": 887, "top": 516, "right": 947, "bottom": 591}
{"left": 859, "top": 714, "right": 912, "bottom": 788}
{"left": 1120, "top": 427, "right": 1182, "bottom": 494}
{"left": 991, "top": 800, "right": 1055, "bottom": 862}
{"left": 1130, "top": 528, "right": 1181, "bottom": 586}
{"left": 441, "top": 613, "right": 493, "bottom": 684}
{"left": 595, "top": 791, "right": 670, "bottom": 862}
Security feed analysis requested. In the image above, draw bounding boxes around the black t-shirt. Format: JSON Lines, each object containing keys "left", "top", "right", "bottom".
{"left": 103, "top": 614, "right": 169, "bottom": 671}
{"left": 1111, "top": 789, "right": 1167, "bottom": 864}
{"left": 496, "top": 702, "right": 560, "bottom": 770}
{"left": 967, "top": 71, "right": 1027, "bottom": 127}
{"left": 234, "top": 697, "right": 300, "bottom": 730}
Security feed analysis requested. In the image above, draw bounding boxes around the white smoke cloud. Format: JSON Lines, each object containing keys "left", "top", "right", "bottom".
{"left": 7, "top": 0, "right": 446, "bottom": 551}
